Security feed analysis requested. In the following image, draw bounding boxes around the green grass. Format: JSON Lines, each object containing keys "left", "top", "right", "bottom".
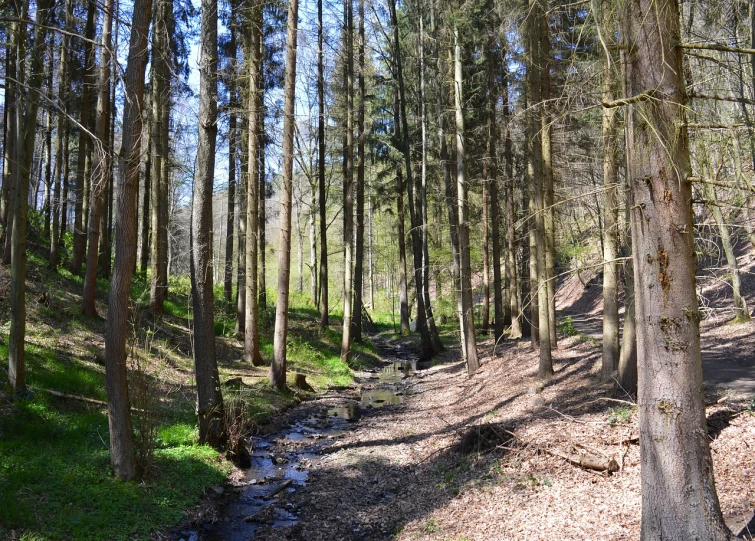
{"left": 0, "top": 218, "right": 403, "bottom": 540}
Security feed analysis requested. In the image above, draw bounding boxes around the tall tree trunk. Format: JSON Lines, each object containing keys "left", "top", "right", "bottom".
{"left": 418, "top": 12, "right": 443, "bottom": 352}
{"left": 245, "top": 1, "right": 264, "bottom": 367}
{"left": 526, "top": 0, "right": 552, "bottom": 378}
{"left": 104, "top": 0, "right": 152, "bottom": 479}
{"left": 309, "top": 182, "right": 317, "bottom": 305}
{"left": 433, "top": 16, "right": 465, "bottom": 359}
{"left": 150, "top": 0, "right": 170, "bottom": 314}
{"left": 601, "top": 7, "right": 620, "bottom": 380}
{"left": 487, "top": 23, "right": 504, "bottom": 342}
{"left": 390, "top": 0, "right": 433, "bottom": 360}
{"left": 50, "top": 0, "right": 72, "bottom": 269}
{"left": 317, "top": 0, "right": 328, "bottom": 328}
{"left": 272, "top": 0, "right": 299, "bottom": 389}
{"left": 540, "top": 10, "right": 557, "bottom": 349}
{"left": 454, "top": 26, "right": 479, "bottom": 373}
{"left": 71, "top": 0, "right": 97, "bottom": 273}
{"left": 43, "top": 50, "right": 54, "bottom": 239}
{"left": 81, "top": 0, "right": 115, "bottom": 316}
{"left": 9, "top": 0, "right": 50, "bottom": 391}
{"left": 617, "top": 33, "right": 637, "bottom": 395}
{"left": 258, "top": 54, "right": 268, "bottom": 311}
{"left": 1, "top": 13, "right": 17, "bottom": 237}
{"left": 139, "top": 93, "right": 152, "bottom": 273}
{"left": 341, "top": 0, "right": 355, "bottom": 362}
{"left": 224, "top": 13, "right": 238, "bottom": 304}
{"left": 352, "top": 0, "right": 365, "bottom": 343}
{"left": 191, "top": 0, "right": 226, "bottom": 447}
{"left": 61, "top": 128, "right": 70, "bottom": 238}
{"left": 630, "top": 0, "right": 732, "bottom": 537}
{"left": 235, "top": 120, "right": 247, "bottom": 336}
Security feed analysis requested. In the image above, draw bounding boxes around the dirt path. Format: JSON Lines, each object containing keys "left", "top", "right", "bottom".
{"left": 172, "top": 333, "right": 755, "bottom": 541}
{"left": 562, "top": 310, "right": 755, "bottom": 398}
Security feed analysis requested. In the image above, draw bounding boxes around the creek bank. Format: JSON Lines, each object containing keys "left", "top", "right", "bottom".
{"left": 165, "top": 339, "right": 421, "bottom": 541}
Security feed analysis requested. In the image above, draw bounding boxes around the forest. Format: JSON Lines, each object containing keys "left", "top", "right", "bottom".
{"left": 2, "top": 0, "right": 755, "bottom": 538}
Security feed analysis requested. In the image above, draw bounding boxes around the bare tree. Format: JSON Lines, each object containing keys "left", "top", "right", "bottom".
{"left": 191, "top": 0, "right": 226, "bottom": 447}
{"left": 104, "top": 0, "right": 153, "bottom": 479}
{"left": 271, "top": 0, "right": 300, "bottom": 389}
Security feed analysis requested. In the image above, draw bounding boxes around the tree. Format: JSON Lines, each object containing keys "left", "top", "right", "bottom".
{"left": 81, "top": 0, "right": 115, "bottom": 316}
{"left": 271, "top": 0, "right": 299, "bottom": 389}
{"left": 245, "top": 0, "right": 264, "bottom": 367}
{"left": 8, "top": 0, "right": 51, "bottom": 391}
{"left": 191, "top": 0, "right": 226, "bottom": 447}
{"left": 340, "top": 0, "right": 355, "bottom": 363}
{"left": 104, "top": 0, "right": 153, "bottom": 479}
{"left": 628, "top": 0, "right": 733, "bottom": 536}
{"left": 150, "top": 0, "right": 172, "bottom": 315}
{"left": 317, "top": 0, "right": 328, "bottom": 330}
{"left": 601, "top": 3, "right": 620, "bottom": 381}
{"left": 453, "top": 23, "right": 479, "bottom": 373}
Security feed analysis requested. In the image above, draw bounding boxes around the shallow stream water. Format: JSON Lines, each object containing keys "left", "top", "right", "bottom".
{"left": 185, "top": 356, "right": 418, "bottom": 541}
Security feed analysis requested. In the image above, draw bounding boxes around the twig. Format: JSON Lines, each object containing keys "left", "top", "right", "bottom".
{"left": 544, "top": 448, "right": 619, "bottom": 472}
{"left": 263, "top": 479, "right": 293, "bottom": 500}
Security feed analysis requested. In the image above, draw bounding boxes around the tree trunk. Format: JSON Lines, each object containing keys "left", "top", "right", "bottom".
{"left": 601, "top": 9, "right": 620, "bottom": 381}
{"left": 224, "top": 13, "right": 238, "bottom": 304}
{"left": 487, "top": 23, "right": 504, "bottom": 342}
{"left": 1, "top": 14, "right": 17, "bottom": 237}
{"left": 390, "top": 0, "right": 434, "bottom": 360}
{"left": 139, "top": 92, "right": 152, "bottom": 273}
{"left": 526, "top": 0, "right": 552, "bottom": 378}
{"left": 150, "top": 0, "right": 170, "bottom": 314}
{"left": 352, "top": 0, "right": 366, "bottom": 343}
{"left": 454, "top": 27, "right": 479, "bottom": 373}
{"left": 191, "top": 0, "right": 226, "bottom": 447}
{"left": 271, "top": 0, "right": 299, "bottom": 389}
{"left": 235, "top": 120, "right": 247, "bottom": 337}
{"left": 71, "top": 0, "right": 97, "bottom": 274}
{"left": 418, "top": 12, "right": 443, "bottom": 353}
{"left": 81, "top": 0, "right": 115, "bottom": 316}
{"left": 50, "top": 0, "right": 72, "bottom": 269}
{"left": 258, "top": 62, "right": 268, "bottom": 311}
{"left": 9, "top": 0, "right": 50, "bottom": 391}
{"left": 340, "top": 0, "right": 355, "bottom": 362}
{"left": 540, "top": 10, "right": 557, "bottom": 349}
{"left": 629, "top": 0, "right": 733, "bottom": 537}
{"left": 104, "top": 0, "right": 152, "bottom": 479}
{"left": 245, "top": 2, "right": 264, "bottom": 367}
{"left": 317, "top": 0, "right": 328, "bottom": 328}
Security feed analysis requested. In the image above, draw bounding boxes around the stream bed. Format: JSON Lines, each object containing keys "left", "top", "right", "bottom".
{"left": 179, "top": 355, "right": 419, "bottom": 541}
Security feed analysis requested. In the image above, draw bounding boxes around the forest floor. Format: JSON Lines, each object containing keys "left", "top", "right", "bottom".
{"left": 173, "top": 328, "right": 755, "bottom": 541}
{"left": 167, "top": 248, "right": 755, "bottom": 541}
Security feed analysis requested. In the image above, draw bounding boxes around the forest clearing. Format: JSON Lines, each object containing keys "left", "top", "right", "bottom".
{"left": 4, "top": 0, "right": 755, "bottom": 538}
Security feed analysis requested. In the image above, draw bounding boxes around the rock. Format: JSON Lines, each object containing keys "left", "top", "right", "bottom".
{"left": 531, "top": 396, "right": 546, "bottom": 409}
{"left": 223, "top": 377, "right": 243, "bottom": 387}
{"left": 210, "top": 486, "right": 224, "bottom": 495}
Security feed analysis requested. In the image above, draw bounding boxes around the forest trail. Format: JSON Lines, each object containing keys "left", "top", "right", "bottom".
{"left": 561, "top": 309, "right": 755, "bottom": 398}
{"left": 172, "top": 330, "right": 755, "bottom": 540}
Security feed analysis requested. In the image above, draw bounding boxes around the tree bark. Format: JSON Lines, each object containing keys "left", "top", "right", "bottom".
{"left": 81, "top": 0, "right": 115, "bottom": 316}
{"left": 191, "top": 0, "right": 226, "bottom": 447}
{"left": 629, "top": 0, "right": 733, "bottom": 536}
{"left": 235, "top": 120, "right": 247, "bottom": 337}
{"left": 271, "top": 0, "right": 299, "bottom": 389}
{"left": 224, "top": 11, "right": 238, "bottom": 304}
{"left": 9, "top": 0, "right": 50, "bottom": 391}
{"left": 352, "top": 0, "right": 366, "bottom": 343}
{"left": 139, "top": 92, "right": 152, "bottom": 274}
{"left": 340, "top": 0, "right": 355, "bottom": 362}
{"left": 601, "top": 7, "right": 620, "bottom": 380}
{"left": 71, "top": 0, "right": 97, "bottom": 274}
{"left": 317, "top": 0, "right": 328, "bottom": 329}
{"left": 245, "top": 2, "right": 264, "bottom": 367}
{"left": 150, "top": 0, "right": 170, "bottom": 315}
{"left": 454, "top": 26, "right": 479, "bottom": 373}
{"left": 104, "top": 0, "right": 152, "bottom": 479}
{"left": 50, "top": 0, "right": 72, "bottom": 269}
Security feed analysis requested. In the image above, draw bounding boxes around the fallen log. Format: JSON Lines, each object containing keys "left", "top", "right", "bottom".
{"left": 40, "top": 388, "right": 147, "bottom": 413}
{"left": 545, "top": 448, "right": 620, "bottom": 473}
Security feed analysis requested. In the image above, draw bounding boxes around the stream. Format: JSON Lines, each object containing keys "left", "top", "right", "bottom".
{"left": 178, "top": 349, "right": 418, "bottom": 541}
